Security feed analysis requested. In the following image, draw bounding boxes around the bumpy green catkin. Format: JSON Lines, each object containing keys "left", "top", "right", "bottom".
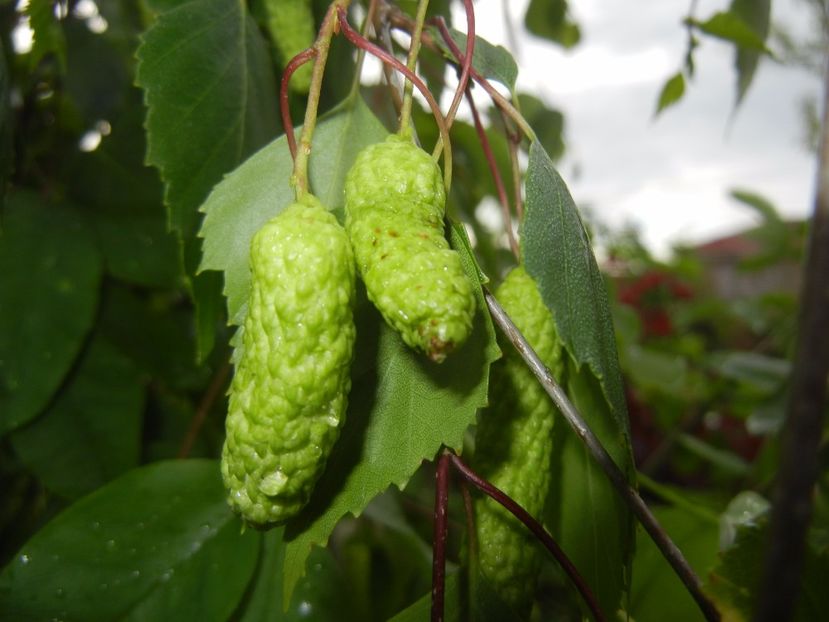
{"left": 344, "top": 135, "right": 475, "bottom": 362}
{"left": 473, "top": 266, "right": 564, "bottom": 612}
{"left": 264, "top": 0, "right": 315, "bottom": 93}
{"left": 221, "top": 195, "right": 356, "bottom": 527}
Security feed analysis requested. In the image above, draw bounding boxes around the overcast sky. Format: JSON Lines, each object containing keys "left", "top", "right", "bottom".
{"left": 464, "top": 0, "right": 823, "bottom": 256}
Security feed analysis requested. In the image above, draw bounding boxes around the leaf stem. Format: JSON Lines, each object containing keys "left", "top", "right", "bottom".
{"left": 336, "top": 6, "right": 452, "bottom": 190}
{"left": 398, "top": 0, "right": 430, "bottom": 134}
{"left": 431, "top": 451, "right": 451, "bottom": 622}
{"left": 449, "top": 453, "right": 607, "bottom": 622}
{"left": 280, "top": 47, "right": 317, "bottom": 161}
{"left": 484, "top": 290, "right": 721, "bottom": 622}
{"left": 292, "top": 0, "right": 352, "bottom": 199}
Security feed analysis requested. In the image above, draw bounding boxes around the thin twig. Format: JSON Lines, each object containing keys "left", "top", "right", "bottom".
{"left": 431, "top": 452, "right": 451, "bottom": 622}
{"left": 753, "top": 55, "right": 829, "bottom": 622}
{"left": 484, "top": 291, "right": 721, "bottom": 622}
{"left": 443, "top": 0, "right": 475, "bottom": 131}
{"left": 398, "top": 0, "right": 431, "bottom": 134}
{"left": 465, "top": 88, "right": 518, "bottom": 258}
{"left": 336, "top": 6, "right": 453, "bottom": 190}
{"left": 177, "top": 361, "right": 231, "bottom": 459}
{"left": 280, "top": 47, "right": 317, "bottom": 161}
{"left": 450, "top": 453, "right": 606, "bottom": 622}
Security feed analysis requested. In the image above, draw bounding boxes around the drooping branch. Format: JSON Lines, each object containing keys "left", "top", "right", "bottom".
{"left": 484, "top": 291, "right": 721, "bottom": 622}
{"left": 449, "top": 453, "right": 606, "bottom": 622}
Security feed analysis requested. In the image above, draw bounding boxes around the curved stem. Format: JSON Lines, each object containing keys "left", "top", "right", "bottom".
{"left": 337, "top": 6, "right": 453, "bottom": 191}
{"left": 449, "top": 453, "right": 606, "bottom": 622}
{"left": 443, "top": 0, "right": 475, "bottom": 131}
{"left": 484, "top": 290, "right": 721, "bottom": 622}
{"left": 293, "top": 0, "right": 352, "bottom": 199}
{"left": 466, "top": 88, "right": 518, "bottom": 258}
{"left": 399, "top": 0, "right": 431, "bottom": 134}
{"left": 280, "top": 47, "right": 317, "bottom": 161}
{"left": 347, "top": 0, "right": 379, "bottom": 100}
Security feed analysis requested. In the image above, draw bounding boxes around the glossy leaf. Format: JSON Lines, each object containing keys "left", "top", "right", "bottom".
{"left": 10, "top": 336, "right": 144, "bottom": 500}
{"left": 0, "top": 191, "right": 101, "bottom": 434}
{"left": 655, "top": 72, "right": 686, "bottom": 116}
{"left": 0, "top": 460, "right": 259, "bottom": 621}
{"left": 428, "top": 26, "right": 518, "bottom": 92}
{"left": 199, "top": 95, "right": 389, "bottom": 324}
{"left": 280, "top": 231, "right": 498, "bottom": 605}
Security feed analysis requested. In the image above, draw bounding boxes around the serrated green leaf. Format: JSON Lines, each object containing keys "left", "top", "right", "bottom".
{"left": 135, "top": 0, "right": 280, "bottom": 357}
{"left": 280, "top": 234, "right": 498, "bottom": 606}
{"left": 10, "top": 336, "right": 144, "bottom": 500}
{"left": 655, "top": 72, "right": 686, "bottom": 116}
{"left": 0, "top": 191, "right": 101, "bottom": 434}
{"left": 730, "top": 0, "right": 771, "bottom": 106}
{"left": 428, "top": 25, "right": 518, "bottom": 92}
{"left": 524, "top": 0, "right": 581, "bottom": 49}
{"left": 25, "top": 0, "right": 66, "bottom": 71}
{"left": 198, "top": 95, "right": 389, "bottom": 325}
{"left": 0, "top": 460, "right": 259, "bottom": 621}
{"left": 692, "top": 11, "right": 770, "bottom": 53}
{"left": 522, "top": 141, "right": 634, "bottom": 612}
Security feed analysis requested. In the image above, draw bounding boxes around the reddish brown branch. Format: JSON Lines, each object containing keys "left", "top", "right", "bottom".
{"left": 444, "top": 0, "right": 475, "bottom": 130}
{"left": 431, "top": 452, "right": 451, "bottom": 622}
{"left": 465, "top": 88, "right": 519, "bottom": 258}
{"left": 177, "top": 361, "right": 231, "bottom": 459}
{"left": 279, "top": 48, "right": 317, "bottom": 161}
{"left": 449, "top": 453, "right": 607, "bottom": 622}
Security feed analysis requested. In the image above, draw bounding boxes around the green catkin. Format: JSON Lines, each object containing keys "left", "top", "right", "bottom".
{"left": 221, "top": 195, "right": 356, "bottom": 527}
{"left": 264, "top": 0, "right": 315, "bottom": 93}
{"left": 473, "top": 266, "right": 564, "bottom": 612}
{"left": 344, "top": 135, "right": 475, "bottom": 362}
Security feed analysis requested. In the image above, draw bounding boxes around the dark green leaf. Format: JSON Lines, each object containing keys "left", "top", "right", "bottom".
{"left": 677, "top": 433, "right": 751, "bottom": 476}
{"left": 0, "top": 41, "right": 13, "bottom": 191}
{"left": 428, "top": 26, "right": 519, "bottom": 92}
{"left": 730, "top": 0, "right": 771, "bottom": 105}
{"left": 522, "top": 141, "right": 631, "bottom": 448}
{"left": 136, "top": 0, "right": 280, "bottom": 356}
{"left": 199, "top": 95, "right": 389, "bottom": 324}
{"left": 390, "top": 571, "right": 462, "bottom": 622}
{"left": 0, "top": 191, "right": 101, "bottom": 434}
{"left": 0, "top": 460, "right": 259, "bottom": 621}
{"left": 655, "top": 72, "right": 686, "bottom": 116}
{"left": 524, "top": 0, "right": 580, "bottom": 49}
{"left": 281, "top": 233, "right": 498, "bottom": 605}
{"left": 692, "top": 12, "right": 770, "bottom": 53}
{"left": 522, "top": 142, "right": 634, "bottom": 612}
{"left": 236, "top": 529, "right": 284, "bottom": 621}
{"left": 10, "top": 336, "right": 144, "bottom": 500}
{"left": 25, "top": 0, "right": 66, "bottom": 70}
{"left": 708, "top": 351, "right": 789, "bottom": 395}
